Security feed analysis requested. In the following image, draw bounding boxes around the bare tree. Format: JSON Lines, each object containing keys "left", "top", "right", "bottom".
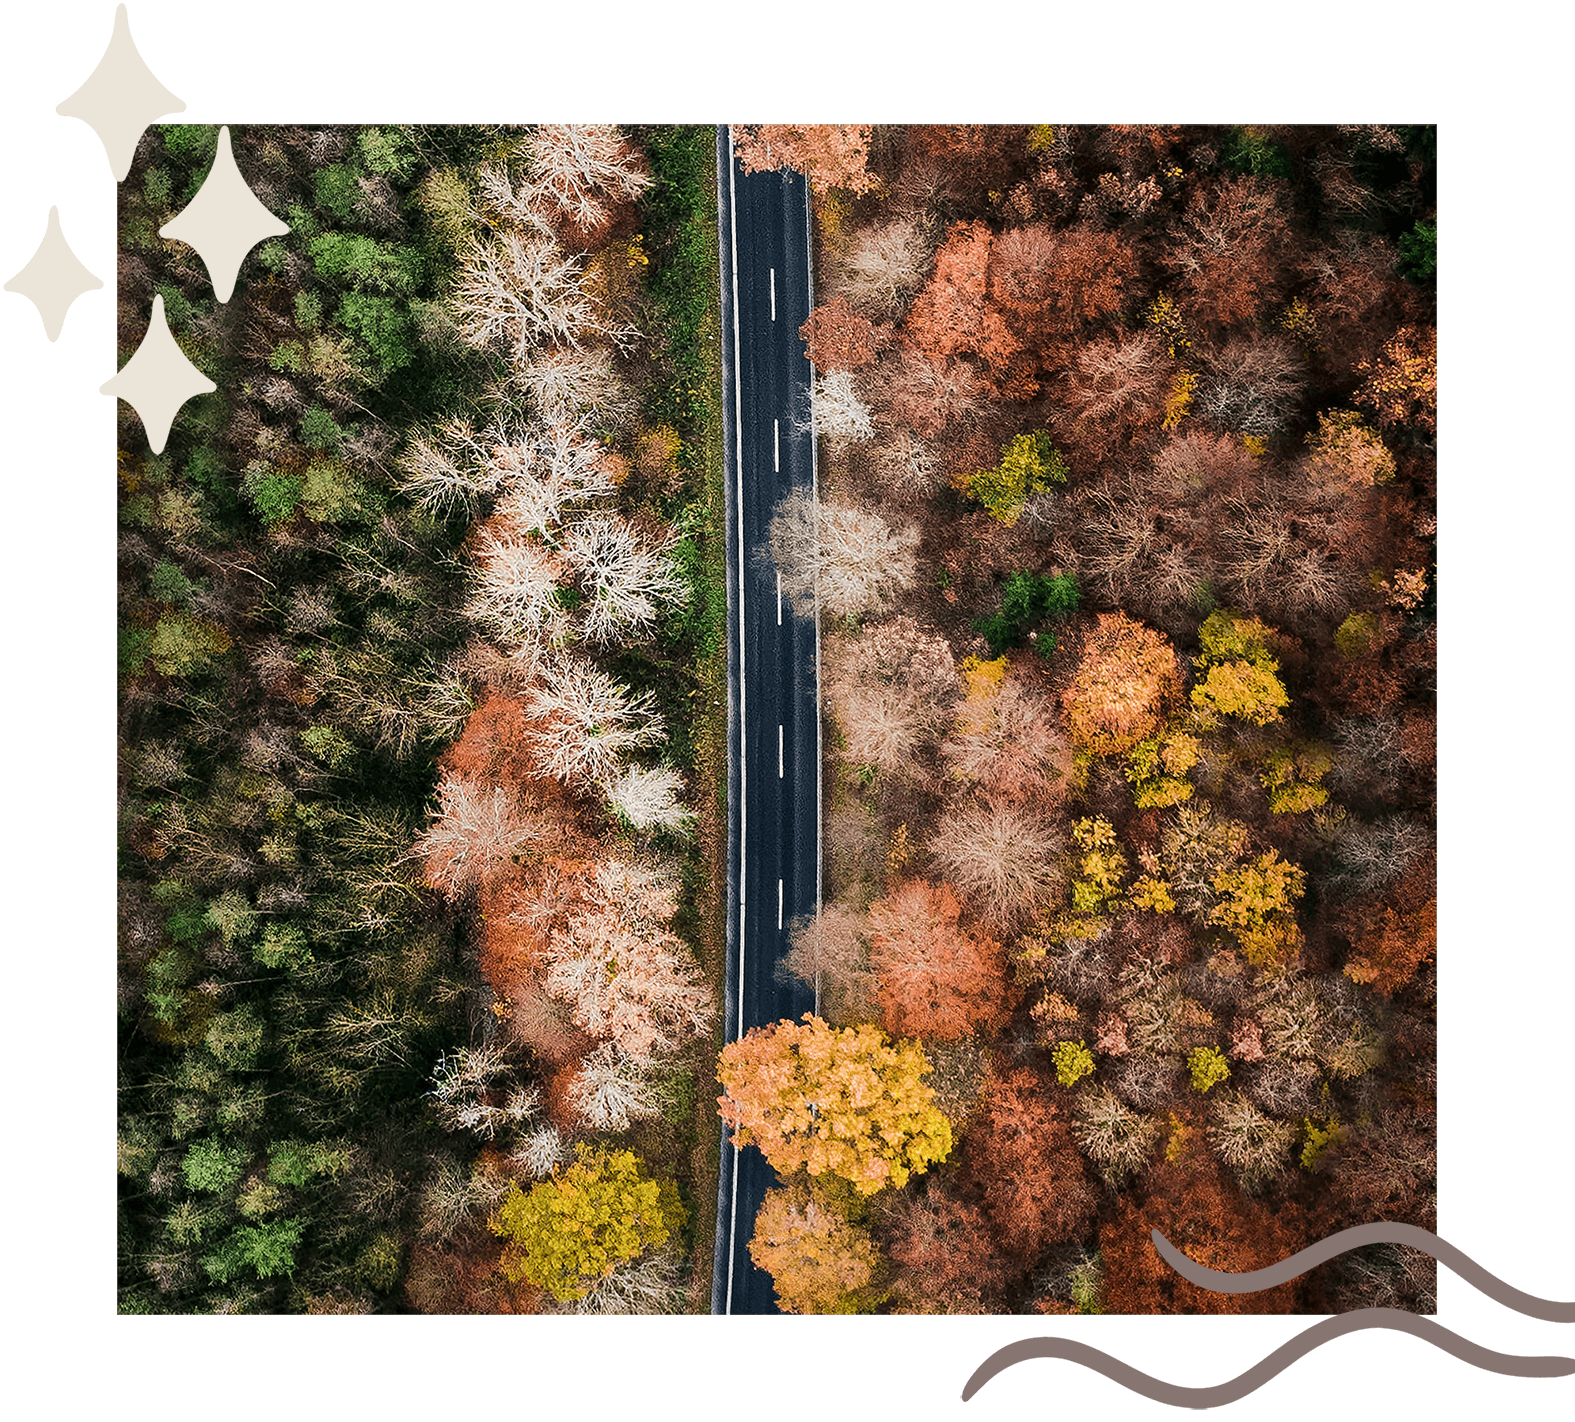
{"left": 426, "top": 1045, "right": 539, "bottom": 1139}
{"left": 566, "top": 1043, "right": 661, "bottom": 1132}
{"left": 781, "top": 906, "right": 879, "bottom": 1027}
{"left": 516, "top": 348, "right": 637, "bottom": 432}
{"left": 766, "top": 486, "right": 918, "bottom": 620}
{"left": 558, "top": 1248, "right": 687, "bottom": 1315}
{"left": 524, "top": 655, "right": 666, "bottom": 789}
{"left": 561, "top": 513, "right": 685, "bottom": 644}
{"left": 835, "top": 214, "right": 936, "bottom": 320}
{"left": 812, "top": 368, "right": 875, "bottom": 446}
{"left": 466, "top": 528, "right": 572, "bottom": 653}
{"left": 492, "top": 423, "right": 618, "bottom": 538}
{"left": 523, "top": 124, "right": 653, "bottom": 233}
{"left": 399, "top": 418, "right": 501, "bottom": 520}
{"left": 1073, "top": 1084, "right": 1162, "bottom": 1184}
{"left": 414, "top": 775, "right": 544, "bottom": 895}
{"left": 1062, "top": 330, "right": 1170, "bottom": 428}
{"left": 604, "top": 764, "right": 692, "bottom": 835}
{"left": 542, "top": 858, "right": 713, "bottom": 1061}
{"left": 1207, "top": 1090, "right": 1299, "bottom": 1189}
{"left": 450, "top": 230, "right": 637, "bottom": 361}
{"left": 508, "top": 1124, "right": 568, "bottom": 1179}
{"left": 928, "top": 800, "right": 1063, "bottom": 925}
{"left": 1196, "top": 335, "right": 1307, "bottom": 437}
{"left": 867, "top": 428, "right": 943, "bottom": 502}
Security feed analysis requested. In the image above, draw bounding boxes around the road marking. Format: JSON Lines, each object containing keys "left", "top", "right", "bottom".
{"left": 770, "top": 266, "right": 776, "bottom": 321}
{"left": 776, "top": 570, "right": 782, "bottom": 626}
{"left": 779, "top": 724, "right": 784, "bottom": 778}
{"left": 804, "top": 167, "right": 823, "bottom": 1021}
{"left": 725, "top": 124, "right": 745, "bottom": 1319}
{"left": 778, "top": 877, "right": 784, "bottom": 930}
{"left": 774, "top": 418, "right": 779, "bottom": 472}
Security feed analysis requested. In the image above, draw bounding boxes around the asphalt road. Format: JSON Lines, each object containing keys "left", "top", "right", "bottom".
{"left": 711, "top": 126, "right": 820, "bottom": 1316}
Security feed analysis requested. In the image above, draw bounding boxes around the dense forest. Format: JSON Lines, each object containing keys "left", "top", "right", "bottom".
{"left": 115, "top": 121, "right": 1436, "bottom": 1316}
{"left": 722, "top": 123, "right": 1436, "bottom": 1315}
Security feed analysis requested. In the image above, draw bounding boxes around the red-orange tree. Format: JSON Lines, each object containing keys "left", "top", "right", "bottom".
{"left": 903, "top": 221, "right": 1022, "bottom": 390}
{"left": 717, "top": 1015, "right": 952, "bottom": 1194}
{"left": 867, "top": 879, "right": 1009, "bottom": 1041}
{"left": 1099, "top": 1135, "right": 1307, "bottom": 1313}
{"left": 965, "top": 1066, "right": 1099, "bottom": 1261}
{"left": 799, "top": 298, "right": 889, "bottom": 372}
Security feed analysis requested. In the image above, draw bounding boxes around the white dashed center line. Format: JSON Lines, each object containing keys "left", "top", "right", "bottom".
{"left": 773, "top": 417, "right": 779, "bottom": 471}
{"left": 769, "top": 267, "right": 776, "bottom": 321}
{"left": 779, "top": 723, "right": 784, "bottom": 779}
{"left": 776, "top": 570, "right": 782, "bottom": 626}
{"left": 778, "top": 877, "right": 784, "bottom": 930}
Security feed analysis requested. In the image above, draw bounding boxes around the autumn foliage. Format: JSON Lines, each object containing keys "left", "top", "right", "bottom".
{"left": 717, "top": 1015, "right": 953, "bottom": 1194}
{"left": 734, "top": 124, "right": 877, "bottom": 194}
{"left": 867, "top": 879, "right": 1010, "bottom": 1041}
{"left": 1062, "top": 613, "right": 1185, "bottom": 755}
{"left": 965, "top": 1067, "right": 1099, "bottom": 1262}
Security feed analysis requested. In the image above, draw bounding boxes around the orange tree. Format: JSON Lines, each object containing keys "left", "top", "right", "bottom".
{"left": 1062, "top": 612, "right": 1184, "bottom": 755}
{"left": 717, "top": 1015, "right": 952, "bottom": 1194}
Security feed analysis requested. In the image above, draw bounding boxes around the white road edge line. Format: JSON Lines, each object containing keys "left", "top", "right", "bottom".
{"left": 725, "top": 125, "right": 745, "bottom": 1318}
{"left": 779, "top": 723, "right": 784, "bottom": 779}
{"left": 806, "top": 170, "right": 823, "bottom": 1021}
{"left": 769, "top": 266, "right": 776, "bottom": 321}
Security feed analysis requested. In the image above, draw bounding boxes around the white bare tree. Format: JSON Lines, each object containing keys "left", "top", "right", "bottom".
{"left": 509, "top": 1124, "right": 569, "bottom": 1179}
{"left": 517, "top": 348, "right": 637, "bottom": 432}
{"left": 562, "top": 513, "right": 686, "bottom": 644}
{"left": 604, "top": 764, "right": 692, "bottom": 834}
{"left": 1206, "top": 1090, "right": 1299, "bottom": 1189}
{"left": 812, "top": 368, "right": 875, "bottom": 446}
{"left": 766, "top": 486, "right": 918, "bottom": 620}
{"left": 525, "top": 655, "right": 666, "bottom": 788}
{"left": 928, "top": 800, "right": 1064, "bottom": 925}
{"left": 426, "top": 1045, "right": 539, "bottom": 1140}
{"left": 492, "top": 423, "right": 618, "bottom": 539}
{"left": 566, "top": 1043, "right": 661, "bottom": 1132}
{"left": 559, "top": 1248, "right": 687, "bottom": 1315}
{"left": 414, "top": 775, "right": 544, "bottom": 895}
{"left": 1073, "top": 1084, "right": 1163, "bottom": 1184}
{"left": 836, "top": 214, "right": 936, "bottom": 319}
{"left": 524, "top": 124, "right": 653, "bottom": 232}
{"left": 450, "top": 230, "right": 637, "bottom": 360}
{"left": 465, "top": 528, "right": 572, "bottom": 653}
{"left": 380, "top": 437, "right": 465, "bottom": 518}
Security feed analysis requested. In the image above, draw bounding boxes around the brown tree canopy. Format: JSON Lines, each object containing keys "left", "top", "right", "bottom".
{"left": 733, "top": 124, "right": 877, "bottom": 194}
{"left": 882, "top": 1182, "right": 1017, "bottom": 1312}
{"left": 964, "top": 1066, "right": 1099, "bottom": 1262}
{"left": 903, "top": 221, "right": 1023, "bottom": 392}
{"left": 1167, "top": 175, "right": 1294, "bottom": 330}
{"left": 1099, "top": 1135, "right": 1308, "bottom": 1313}
{"left": 988, "top": 222, "right": 1136, "bottom": 357}
{"left": 867, "top": 879, "right": 1010, "bottom": 1041}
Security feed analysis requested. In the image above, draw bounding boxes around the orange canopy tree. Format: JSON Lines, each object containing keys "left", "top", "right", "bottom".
{"left": 1062, "top": 612, "right": 1184, "bottom": 755}
{"left": 717, "top": 1015, "right": 953, "bottom": 1194}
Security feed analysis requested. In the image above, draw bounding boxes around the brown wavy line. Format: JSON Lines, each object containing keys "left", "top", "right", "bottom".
{"left": 1151, "top": 1222, "right": 1575, "bottom": 1322}
{"left": 960, "top": 1309, "right": 1574, "bottom": 1407}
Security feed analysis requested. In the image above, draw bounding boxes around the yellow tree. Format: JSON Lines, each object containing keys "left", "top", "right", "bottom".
{"left": 717, "top": 1015, "right": 953, "bottom": 1194}
{"left": 748, "top": 1182, "right": 882, "bottom": 1314}
{"left": 488, "top": 1145, "right": 679, "bottom": 1302}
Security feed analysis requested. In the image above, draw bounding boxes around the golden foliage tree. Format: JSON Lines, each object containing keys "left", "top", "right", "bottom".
{"left": 489, "top": 1145, "right": 677, "bottom": 1302}
{"left": 717, "top": 1015, "right": 953, "bottom": 1194}
{"left": 748, "top": 1182, "right": 882, "bottom": 1314}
